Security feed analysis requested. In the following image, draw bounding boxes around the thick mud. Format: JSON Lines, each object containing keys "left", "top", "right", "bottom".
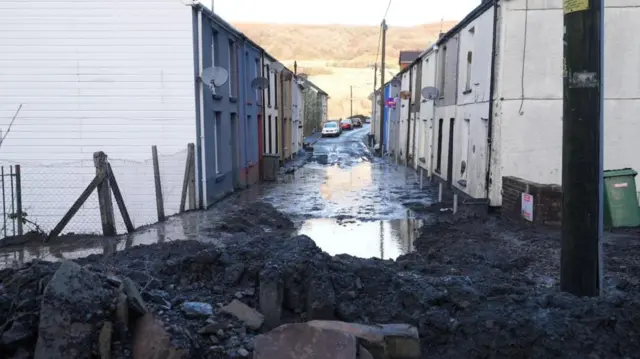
{"left": 1, "top": 202, "right": 639, "bottom": 358}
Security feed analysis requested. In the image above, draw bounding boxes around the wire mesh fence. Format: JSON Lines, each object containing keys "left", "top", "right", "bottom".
{"left": 5, "top": 144, "right": 192, "bottom": 238}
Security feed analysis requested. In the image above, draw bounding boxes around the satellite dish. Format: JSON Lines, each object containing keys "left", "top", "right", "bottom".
{"left": 251, "top": 77, "right": 269, "bottom": 90}
{"left": 421, "top": 86, "right": 440, "bottom": 100}
{"left": 270, "top": 62, "right": 285, "bottom": 73}
{"left": 200, "top": 67, "right": 228, "bottom": 90}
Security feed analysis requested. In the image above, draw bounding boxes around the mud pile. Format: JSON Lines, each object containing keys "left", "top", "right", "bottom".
{"left": 1, "top": 204, "right": 640, "bottom": 358}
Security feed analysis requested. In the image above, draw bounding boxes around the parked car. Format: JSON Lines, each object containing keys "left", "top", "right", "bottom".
{"left": 340, "top": 118, "right": 353, "bottom": 131}
{"left": 352, "top": 118, "right": 363, "bottom": 127}
{"left": 321, "top": 121, "right": 341, "bottom": 137}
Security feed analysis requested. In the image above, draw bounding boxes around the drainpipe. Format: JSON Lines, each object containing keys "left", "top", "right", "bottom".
{"left": 242, "top": 41, "right": 249, "bottom": 187}
{"left": 429, "top": 47, "right": 440, "bottom": 179}
{"left": 196, "top": 9, "right": 208, "bottom": 208}
{"left": 485, "top": 0, "right": 499, "bottom": 197}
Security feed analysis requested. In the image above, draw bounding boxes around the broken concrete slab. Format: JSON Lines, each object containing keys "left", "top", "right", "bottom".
{"left": 258, "top": 271, "right": 284, "bottom": 330}
{"left": 254, "top": 322, "right": 357, "bottom": 359}
{"left": 307, "top": 321, "right": 420, "bottom": 359}
{"left": 132, "top": 313, "right": 187, "bottom": 359}
{"left": 34, "top": 261, "right": 113, "bottom": 359}
{"left": 220, "top": 299, "right": 264, "bottom": 330}
{"left": 99, "top": 321, "right": 112, "bottom": 359}
{"left": 122, "top": 277, "right": 148, "bottom": 316}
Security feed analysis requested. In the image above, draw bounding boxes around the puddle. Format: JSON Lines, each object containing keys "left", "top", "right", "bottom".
{"left": 296, "top": 218, "right": 423, "bottom": 260}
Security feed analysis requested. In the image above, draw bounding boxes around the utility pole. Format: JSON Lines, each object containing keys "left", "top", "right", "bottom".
{"left": 378, "top": 19, "right": 387, "bottom": 154}
{"left": 372, "top": 63, "right": 378, "bottom": 137}
{"left": 350, "top": 85, "right": 353, "bottom": 118}
{"left": 560, "top": 0, "right": 604, "bottom": 297}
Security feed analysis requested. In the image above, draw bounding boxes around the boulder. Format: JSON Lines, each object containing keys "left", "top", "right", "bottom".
{"left": 34, "top": 261, "right": 113, "bottom": 359}
{"left": 307, "top": 321, "right": 420, "bottom": 359}
{"left": 254, "top": 323, "right": 357, "bottom": 359}
{"left": 220, "top": 299, "right": 264, "bottom": 330}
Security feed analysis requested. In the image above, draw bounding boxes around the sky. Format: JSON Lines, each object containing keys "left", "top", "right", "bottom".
{"left": 209, "top": 0, "right": 481, "bottom": 27}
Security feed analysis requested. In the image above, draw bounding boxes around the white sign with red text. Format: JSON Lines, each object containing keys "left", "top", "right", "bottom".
{"left": 522, "top": 193, "right": 534, "bottom": 222}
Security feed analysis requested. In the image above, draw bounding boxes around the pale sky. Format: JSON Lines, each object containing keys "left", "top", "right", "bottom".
{"left": 210, "top": 0, "right": 481, "bottom": 27}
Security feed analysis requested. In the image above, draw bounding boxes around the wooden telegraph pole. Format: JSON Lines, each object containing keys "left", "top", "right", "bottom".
{"left": 560, "top": 0, "right": 604, "bottom": 296}
{"left": 378, "top": 19, "right": 387, "bottom": 153}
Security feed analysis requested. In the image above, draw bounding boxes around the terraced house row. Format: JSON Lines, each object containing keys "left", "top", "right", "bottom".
{"left": 372, "top": 0, "right": 640, "bottom": 216}
{"left": 0, "top": 0, "right": 328, "bottom": 235}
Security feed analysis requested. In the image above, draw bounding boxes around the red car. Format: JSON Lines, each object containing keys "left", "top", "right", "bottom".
{"left": 340, "top": 119, "right": 353, "bottom": 130}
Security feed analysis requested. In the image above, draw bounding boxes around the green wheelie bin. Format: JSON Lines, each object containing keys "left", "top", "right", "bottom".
{"left": 603, "top": 168, "right": 640, "bottom": 228}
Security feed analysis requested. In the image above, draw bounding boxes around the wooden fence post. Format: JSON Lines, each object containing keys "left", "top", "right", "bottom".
{"left": 152, "top": 146, "right": 165, "bottom": 222}
{"left": 180, "top": 143, "right": 196, "bottom": 213}
{"left": 14, "top": 165, "right": 22, "bottom": 236}
{"left": 94, "top": 151, "right": 116, "bottom": 236}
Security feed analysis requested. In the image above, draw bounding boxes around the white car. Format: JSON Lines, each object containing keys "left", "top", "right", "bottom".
{"left": 321, "top": 122, "right": 341, "bottom": 137}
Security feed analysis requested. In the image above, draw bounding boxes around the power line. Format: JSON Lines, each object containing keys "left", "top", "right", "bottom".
{"left": 383, "top": 0, "right": 393, "bottom": 20}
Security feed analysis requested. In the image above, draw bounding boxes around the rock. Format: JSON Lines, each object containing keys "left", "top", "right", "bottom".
{"left": 238, "top": 347, "right": 250, "bottom": 357}
{"left": 122, "top": 278, "right": 148, "bottom": 316}
{"left": 307, "top": 272, "right": 335, "bottom": 320}
{"left": 132, "top": 313, "right": 187, "bottom": 359}
{"left": 34, "top": 261, "right": 113, "bottom": 359}
{"left": 99, "top": 321, "right": 113, "bottom": 359}
{"left": 198, "top": 322, "right": 227, "bottom": 335}
{"left": 182, "top": 302, "right": 213, "bottom": 318}
{"left": 143, "top": 289, "right": 172, "bottom": 308}
{"left": 7, "top": 347, "right": 31, "bottom": 359}
{"left": 220, "top": 299, "right": 264, "bottom": 330}
{"left": 193, "top": 248, "right": 221, "bottom": 264}
{"left": 254, "top": 322, "right": 357, "bottom": 359}
{"left": 359, "top": 345, "right": 374, "bottom": 359}
{"left": 116, "top": 290, "right": 129, "bottom": 326}
{"left": 307, "top": 321, "right": 420, "bottom": 359}
{"left": 210, "top": 335, "right": 220, "bottom": 344}
{"left": 225, "top": 263, "right": 246, "bottom": 285}
{"left": 1, "top": 313, "right": 37, "bottom": 347}
{"left": 258, "top": 271, "right": 284, "bottom": 330}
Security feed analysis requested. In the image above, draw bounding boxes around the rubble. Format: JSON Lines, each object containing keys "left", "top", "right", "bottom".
{"left": 0, "top": 203, "right": 639, "bottom": 358}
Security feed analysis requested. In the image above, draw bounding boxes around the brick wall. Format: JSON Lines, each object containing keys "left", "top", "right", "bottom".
{"left": 502, "top": 176, "right": 562, "bottom": 227}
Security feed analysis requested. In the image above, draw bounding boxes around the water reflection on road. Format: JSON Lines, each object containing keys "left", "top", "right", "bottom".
{"left": 0, "top": 125, "right": 438, "bottom": 268}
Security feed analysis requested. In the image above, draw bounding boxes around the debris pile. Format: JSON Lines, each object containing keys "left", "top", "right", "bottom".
{"left": 1, "top": 204, "right": 639, "bottom": 358}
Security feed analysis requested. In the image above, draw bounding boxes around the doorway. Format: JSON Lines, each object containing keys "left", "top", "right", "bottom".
{"left": 230, "top": 113, "right": 240, "bottom": 189}
{"left": 446, "top": 118, "right": 455, "bottom": 187}
{"left": 436, "top": 118, "right": 444, "bottom": 173}
{"left": 258, "top": 114, "right": 263, "bottom": 180}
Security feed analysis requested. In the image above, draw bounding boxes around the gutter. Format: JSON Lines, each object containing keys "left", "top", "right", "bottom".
{"left": 485, "top": 0, "right": 499, "bottom": 196}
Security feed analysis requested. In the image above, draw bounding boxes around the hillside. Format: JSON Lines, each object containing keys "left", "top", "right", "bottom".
{"left": 233, "top": 22, "right": 457, "bottom": 118}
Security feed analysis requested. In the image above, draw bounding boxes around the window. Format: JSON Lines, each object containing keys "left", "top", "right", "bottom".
{"left": 274, "top": 72, "right": 279, "bottom": 108}
{"left": 255, "top": 59, "right": 261, "bottom": 104}
{"left": 438, "top": 46, "right": 446, "bottom": 97}
{"left": 214, "top": 112, "right": 222, "bottom": 174}
{"left": 275, "top": 116, "right": 279, "bottom": 154}
{"left": 266, "top": 65, "right": 271, "bottom": 106}
{"left": 211, "top": 32, "right": 218, "bottom": 66}
{"left": 211, "top": 32, "right": 219, "bottom": 94}
{"left": 465, "top": 51, "right": 473, "bottom": 92}
{"left": 228, "top": 40, "right": 238, "bottom": 97}
{"left": 436, "top": 118, "right": 444, "bottom": 173}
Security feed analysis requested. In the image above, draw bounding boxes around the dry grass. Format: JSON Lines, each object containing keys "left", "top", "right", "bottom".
{"left": 233, "top": 22, "right": 457, "bottom": 118}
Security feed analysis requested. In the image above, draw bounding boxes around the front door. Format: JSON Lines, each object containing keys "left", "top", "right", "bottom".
{"left": 447, "top": 118, "right": 455, "bottom": 187}
{"left": 230, "top": 113, "right": 240, "bottom": 189}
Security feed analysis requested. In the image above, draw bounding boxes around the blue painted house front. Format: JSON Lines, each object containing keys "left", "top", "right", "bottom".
{"left": 240, "top": 40, "right": 262, "bottom": 186}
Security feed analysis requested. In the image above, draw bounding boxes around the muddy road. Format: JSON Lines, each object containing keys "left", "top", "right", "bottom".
{"left": 0, "top": 124, "right": 437, "bottom": 266}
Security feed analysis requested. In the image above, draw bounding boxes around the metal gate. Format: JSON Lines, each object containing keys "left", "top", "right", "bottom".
{"left": 1, "top": 164, "right": 23, "bottom": 238}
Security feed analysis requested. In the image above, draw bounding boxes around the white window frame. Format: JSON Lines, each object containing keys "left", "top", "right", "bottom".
{"left": 228, "top": 41, "right": 237, "bottom": 97}
{"left": 214, "top": 113, "right": 221, "bottom": 174}
{"left": 211, "top": 32, "right": 218, "bottom": 94}
{"left": 465, "top": 51, "right": 473, "bottom": 92}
